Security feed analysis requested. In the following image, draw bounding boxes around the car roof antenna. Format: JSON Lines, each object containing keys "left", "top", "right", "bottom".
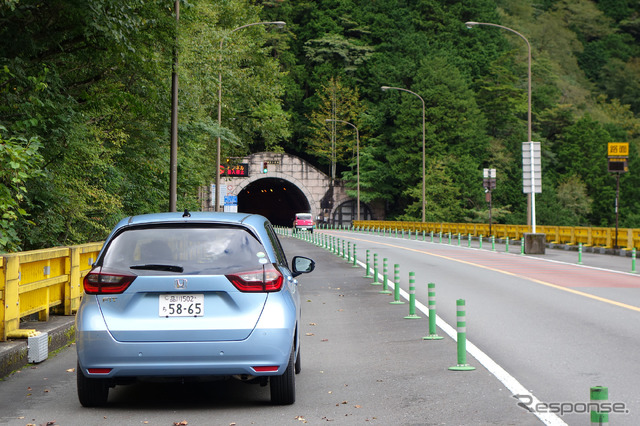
{"left": 182, "top": 209, "right": 191, "bottom": 218}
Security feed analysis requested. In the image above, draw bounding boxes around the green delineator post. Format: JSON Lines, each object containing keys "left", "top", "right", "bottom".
{"left": 632, "top": 247, "right": 637, "bottom": 273}
{"left": 423, "top": 283, "right": 443, "bottom": 340}
{"left": 371, "top": 253, "right": 382, "bottom": 285}
{"left": 590, "top": 386, "right": 609, "bottom": 425}
{"left": 404, "top": 272, "right": 421, "bottom": 319}
{"left": 578, "top": 242, "right": 583, "bottom": 265}
{"left": 449, "top": 299, "right": 475, "bottom": 371}
{"left": 352, "top": 244, "right": 358, "bottom": 267}
{"left": 379, "top": 258, "right": 392, "bottom": 295}
{"left": 364, "top": 250, "right": 373, "bottom": 278}
{"left": 390, "top": 264, "right": 404, "bottom": 305}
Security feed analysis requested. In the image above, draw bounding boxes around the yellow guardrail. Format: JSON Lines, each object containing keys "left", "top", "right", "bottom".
{"left": 0, "top": 242, "right": 103, "bottom": 341}
{"left": 352, "top": 221, "right": 640, "bottom": 250}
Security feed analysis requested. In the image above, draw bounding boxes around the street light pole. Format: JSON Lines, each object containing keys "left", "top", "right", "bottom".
{"left": 169, "top": 0, "right": 179, "bottom": 212}
{"left": 326, "top": 119, "right": 360, "bottom": 221}
{"left": 381, "top": 86, "right": 426, "bottom": 223}
{"left": 216, "top": 21, "right": 286, "bottom": 212}
{"left": 465, "top": 21, "right": 535, "bottom": 232}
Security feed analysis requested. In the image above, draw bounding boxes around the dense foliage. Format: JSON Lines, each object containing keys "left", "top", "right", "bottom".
{"left": 1, "top": 0, "right": 639, "bottom": 252}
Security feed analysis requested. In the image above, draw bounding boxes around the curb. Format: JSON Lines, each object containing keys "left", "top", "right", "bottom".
{"left": 0, "top": 316, "right": 76, "bottom": 379}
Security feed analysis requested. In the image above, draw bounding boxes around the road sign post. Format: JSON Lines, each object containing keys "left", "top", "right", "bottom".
{"left": 608, "top": 142, "right": 629, "bottom": 250}
{"left": 522, "top": 142, "right": 545, "bottom": 254}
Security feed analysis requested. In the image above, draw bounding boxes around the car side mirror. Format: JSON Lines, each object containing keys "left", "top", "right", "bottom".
{"left": 292, "top": 256, "right": 315, "bottom": 277}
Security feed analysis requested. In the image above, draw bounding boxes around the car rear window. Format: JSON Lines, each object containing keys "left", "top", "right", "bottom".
{"left": 100, "top": 226, "right": 268, "bottom": 275}
{"left": 296, "top": 214, "right": 312, "bottom": 221}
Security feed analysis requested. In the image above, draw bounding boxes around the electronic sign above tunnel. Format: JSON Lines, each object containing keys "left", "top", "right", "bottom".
{"left": 219, "top": 163, "right": 249, "bottom": 177}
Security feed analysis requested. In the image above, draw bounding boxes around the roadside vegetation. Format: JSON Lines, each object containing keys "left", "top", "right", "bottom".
{"left": 1, "top": 0, "right": 639, "bottom": 252}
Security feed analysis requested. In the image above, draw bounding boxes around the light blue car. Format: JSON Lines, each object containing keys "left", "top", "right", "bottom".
{"left": 76, "top": 211, "right": 314, "bottom": 407}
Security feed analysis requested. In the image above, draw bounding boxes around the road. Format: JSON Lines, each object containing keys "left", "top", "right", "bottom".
{"left": 318, "top": 229, "right": 640, "bottom": 425}
{"left": 1, "top": 231, "right": 638, "bottom": 425}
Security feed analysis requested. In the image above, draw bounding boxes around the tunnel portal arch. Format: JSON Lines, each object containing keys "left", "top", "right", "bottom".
{"left": 207, "top": 152, "right": 372, "bottom": 227}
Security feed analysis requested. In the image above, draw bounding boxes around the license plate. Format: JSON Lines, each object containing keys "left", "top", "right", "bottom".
{"left": 159, "top": 294, "right": 204, "bottom": 317}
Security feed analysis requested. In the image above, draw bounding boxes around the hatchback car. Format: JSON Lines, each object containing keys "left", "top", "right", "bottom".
{"left": 76, "top": 211, "right": 314, "bottom": 407}
{"left": 293, "top": 213, "right": 314, "bottom": 234}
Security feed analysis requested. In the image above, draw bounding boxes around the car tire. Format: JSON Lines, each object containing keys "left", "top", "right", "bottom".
{"left": 77, "top": 362, "right": 109, "bottom": 407}
{"left": 295, "top": 345, "right": 301, "bottom": 374}
{"left": 270, "top": 347, "right": 295, "bottom": 405}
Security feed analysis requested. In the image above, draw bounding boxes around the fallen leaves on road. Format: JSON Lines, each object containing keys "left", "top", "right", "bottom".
{"left": 295, "top": 415, "right": 307, "bottom": 423}
{"left": 173, "top": 421, "right": 188, "bottom": 425}
{"left": 66, "top": 368, "right": 75, "bottom": 373}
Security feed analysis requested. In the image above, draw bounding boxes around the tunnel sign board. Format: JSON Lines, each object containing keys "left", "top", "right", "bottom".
{"left": 522, "top": 142, "right": 542, "bottom": 194}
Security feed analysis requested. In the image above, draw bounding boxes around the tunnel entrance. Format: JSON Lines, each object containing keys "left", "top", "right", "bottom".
{"left": 238, "top": 177, "right": 310, "bottom": 227}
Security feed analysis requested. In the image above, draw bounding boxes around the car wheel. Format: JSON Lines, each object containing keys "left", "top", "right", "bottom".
{"left": 77, "top": 362, "right": 109, "bottom": 407}
{"left": 295, "top": 345, "right": 301, "bottom": 374}
{"left": 270, "top": 347, "right": 295, "bottom": 405}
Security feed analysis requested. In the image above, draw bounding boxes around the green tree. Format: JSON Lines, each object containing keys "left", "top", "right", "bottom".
{"left": 0, "top": 126, "right": 43, "bottom": 252}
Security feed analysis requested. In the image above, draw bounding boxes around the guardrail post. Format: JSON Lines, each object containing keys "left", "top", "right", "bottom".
{"left": 1, "top": 255, "right": 20, "bottom": 341}
{"left": 590, "top": 386, "right": 609, "bottom": 425}
{"left": 404, "top": 272, "right": 421, "bottom": 319}
{"left": 423, "top": 283, "right": 443, "bottom": 340}
{"left": 390, "top": 264, "right": 404, "bottom": 305}
{"left": 449, "top": 299, "right": 475, "bottom": 371}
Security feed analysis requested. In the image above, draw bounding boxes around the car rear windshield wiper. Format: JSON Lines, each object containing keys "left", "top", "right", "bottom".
{"left": 129, "top": 264, "right": 184, "bottom": 273}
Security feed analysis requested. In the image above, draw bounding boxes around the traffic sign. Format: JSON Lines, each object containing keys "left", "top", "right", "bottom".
{"left": 608, "top": 142, "right": 629, "bottom": 158}
{"left": 522, "top": 142, "right": 542, "bottom": 194}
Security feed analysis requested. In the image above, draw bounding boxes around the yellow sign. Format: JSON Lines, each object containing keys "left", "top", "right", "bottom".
{"left": 608, "top": 142, "right": 629, "bottom": 157}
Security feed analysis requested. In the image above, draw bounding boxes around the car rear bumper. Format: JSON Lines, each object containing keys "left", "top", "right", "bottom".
{"left": 76, "top": 295, "right": 298, "bottom": 378}
{"left": 76, "top": 329, "right": 293, "bottom": 378}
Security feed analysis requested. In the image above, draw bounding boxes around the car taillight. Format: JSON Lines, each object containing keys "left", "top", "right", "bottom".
{"left": 83, "top": 268, "right": 136, "bottom": 294}
{"left": 226, "top": 265, "right": 283, "bottom": 292}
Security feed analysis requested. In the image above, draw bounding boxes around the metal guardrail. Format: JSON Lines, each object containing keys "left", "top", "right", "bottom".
{"left": 0, "top": 242, "right": 103, "bottom": 341}
{"left": 352, "top": 221, "right": 640, "bottom": 250}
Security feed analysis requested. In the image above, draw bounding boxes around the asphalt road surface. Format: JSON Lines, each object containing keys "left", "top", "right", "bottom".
{"left": 4, "top": 231, "right": 634, "bottom": 425}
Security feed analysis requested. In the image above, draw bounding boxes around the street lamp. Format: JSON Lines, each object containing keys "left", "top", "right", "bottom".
{"left": 381, "top": 86, "right": 426, "bottom": 223}
{"left": 215, "top": 21, "right": 286, "bottom": 211}
{"left": 465, "top": 21, "right": 536, "bottom": 232}
{"left": 325, "top": 119, "right": 360, "bottom": 221}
